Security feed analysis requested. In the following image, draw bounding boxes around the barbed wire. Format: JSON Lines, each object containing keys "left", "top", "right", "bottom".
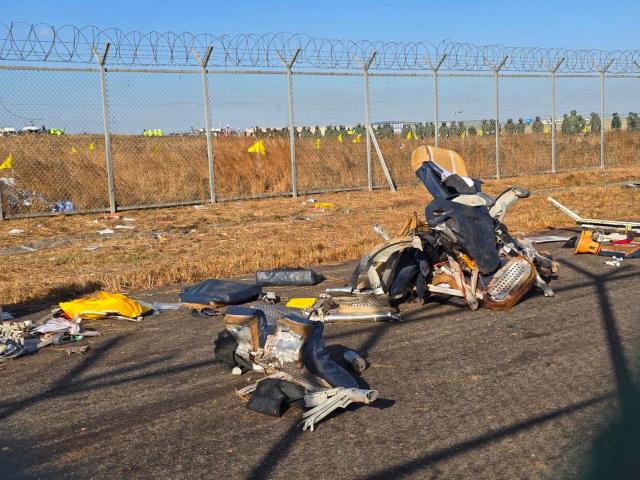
{"left": 1, "top": 22, "right": 640, "bottom": 73}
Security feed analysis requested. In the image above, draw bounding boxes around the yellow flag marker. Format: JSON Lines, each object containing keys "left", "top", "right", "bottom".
{"left": 70, "top": 146, "right": 77, "bottom": 154}
{"left": 543, "top": 126, "right": 550, "bottom": 134}
{"left": 0, "top": 153, "right": 13, "bottom": 170}
{"left": 347, "top": 129, "right": 355, "bottom": 135}
{"left": 88, "top": 142, "right": 95, "bottom": 151}
{"left": 247, "top": 139, "right": 266, "bottom": 156}
{"left": 406, "top": 131, "right": 412, "bottom": 140}
{"left": 337, "top": 133, "right": 343, "bottom": 143}
{"left": 313, "top": 138, "right": 320, "bottom": 150}
{"left": 314, "top": 202, "right": 335, "bottom": 209}
{"left": 478, "top": 129, "right": 484, "bottom": 136}
{"left": 352, "top": 134, "right": 362, "bottom": 143}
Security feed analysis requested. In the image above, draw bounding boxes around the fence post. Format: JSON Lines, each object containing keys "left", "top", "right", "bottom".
{"left": 362, "top": 51, "right": 377, "bottom": 190}
{"left": 596, "top": 59, "right": 614, "bottom": 169}
{"left": 485, "top": 56, "right": 508, "bottom": 179}
{"left": 193, "top": 46, "right": 216, "bottom": 203}
{"left": 277, "top": 48, "right": 301, "bottom": 197}
{"left": 93, "top": 43, "right": 116, "bottom": 213}
{"left": 426, "top": 54, "right": 447, "bottom": 147}
{"left": 543, "top": 58, "right": 565, "bottom": 173}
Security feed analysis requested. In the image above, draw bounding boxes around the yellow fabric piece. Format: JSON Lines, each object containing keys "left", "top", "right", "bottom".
{"left": 0, "top": 153, "right": 13, "bottom": 170}
{"left": 59, "top": 292, "right": 150, "bottom": 319}
{"left": 247, "top": 140, "right": 266, "bottom": 155}
{"left": 352, "top": 134, "right": 362, "bottom": 143}
{"left": 406, "top": 131, "right": 412, "bottom": 140}
{"left": 314, "top": 138, "right": 320, "bottom": 150}
{"left": 88, "top": 142, "right": 95, "bottom": 151}
{"left": 286, "top": 298, "right": 317, "bottom": 309}
{"left": 70, "top": 146, "right": 77, "bottom": 154}
{"left": 337, "top": 133, "right": 343, "bottom": 143}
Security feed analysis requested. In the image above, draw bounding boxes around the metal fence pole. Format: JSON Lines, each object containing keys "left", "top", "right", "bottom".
{"left": 362, "top": 52, "right": 377, "bottom": 190}
{"left": 487, "top": 56, "right": 508, "bottom": 179}
{"left": 94, "top": 43, "right": 116, "bottom": 213}
{"left": 427, "top": 54, "right": 447, "bottom": 147}
{"left": 278, "top": 49, "right": 301, "bottom": 197}
{"left": 543, "top": 58, "right": 565, "bottom": 174}
{"left": 596, "top": 60, "right": 614, "bottom": 169}
{"left": 193, "top": 46, "right": 216, "bottom": 203}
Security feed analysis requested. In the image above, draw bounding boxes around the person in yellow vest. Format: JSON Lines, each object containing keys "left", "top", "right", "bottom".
{"left": 56, "top": 129, "right": 63, "bottom": 136}
{"left": 158, "top": 129, "right": 164, "bottom": 137}
{"left": 143, "top": 129, "right": 148, "bottom": 137}
{"left": 49, "top": 128, "right": 55, "bottom": 135}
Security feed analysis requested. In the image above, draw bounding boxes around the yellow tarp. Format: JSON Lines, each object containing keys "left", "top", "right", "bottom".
{"left": 286, "top": 298, "right": 317, "bottom": 309}
{"left": 59, "top": 292, "right": 150, "bottom": 319}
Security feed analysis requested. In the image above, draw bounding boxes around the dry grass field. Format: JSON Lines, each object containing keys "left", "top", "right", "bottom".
{"left": 1, "top": 132, "right": 639, "bottom": 214}
{"left": 1, "top": 161, "right": 639, "bottom": 308}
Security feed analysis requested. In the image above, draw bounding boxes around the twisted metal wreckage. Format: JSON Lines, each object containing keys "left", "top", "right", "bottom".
{"left": 213, "top": 145, "right": 559, "bottom": 431}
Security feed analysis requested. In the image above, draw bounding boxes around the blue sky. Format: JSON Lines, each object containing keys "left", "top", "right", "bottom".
{"left": 3, "top": 0, "right": 640, "bottom": 50}
{"left": 2, "top": 1, "right": 640, "bottom": 133}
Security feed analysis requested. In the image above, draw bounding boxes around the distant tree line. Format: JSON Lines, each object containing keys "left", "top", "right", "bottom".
{"left": 249, "top": 111, "right": 640, "bottom": 139}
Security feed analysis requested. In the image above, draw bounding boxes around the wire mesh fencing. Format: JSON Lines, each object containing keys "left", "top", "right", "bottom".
{"left": 2, "top": 26, "right": 640, "bottom": 219}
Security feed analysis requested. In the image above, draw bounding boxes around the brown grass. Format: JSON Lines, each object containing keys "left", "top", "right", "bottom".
{"left": 1, "top": 164, "right": 639, "bottom": 308}
{"left": 1, "top": 132, "right": 639, "bottom": 213}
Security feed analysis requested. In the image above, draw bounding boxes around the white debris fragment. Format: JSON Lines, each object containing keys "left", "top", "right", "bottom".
{"left": 97, "top": 228, "right": 114, "bottom": 235}
{"left": 8, "top": 229, "right": 24, "bottom": 235}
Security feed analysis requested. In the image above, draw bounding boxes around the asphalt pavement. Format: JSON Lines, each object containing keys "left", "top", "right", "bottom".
{"left": 1, "top": 233, "right": 639, "bottom": 479}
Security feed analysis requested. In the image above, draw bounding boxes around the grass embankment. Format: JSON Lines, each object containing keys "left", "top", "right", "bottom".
{"left": 1, "top": 165, "right": 639, "bottom": 307}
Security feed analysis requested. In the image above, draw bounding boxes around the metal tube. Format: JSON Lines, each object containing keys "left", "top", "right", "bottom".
{"left": 433, "top": 70, "right": 439, "bottom": 147}
{"left": 277, "top": 48, "right": 301, "bottom": 198}
{"left": 202, "top": 69, "right": 216, "bottom": 202}
{"left": 600, "top": 71, "right": 605, "bottom": 169}
{"left": 428, "top": 55, "right": 446, "bottom": 148}
{"left": 286, "top": 66, "right": 297, "bottom": 197}
{"left": 495, "top": 71, "right": 500, "bottom": 179}
{"left": 95, "top": 43, "right": 116, "bottom": 213}
{"left": 551, "top": 71, "right": 557, "bottom": 173}
{"left": 364, "top": 69, "right": 373, "bottom": 190}
{"left": 491, "top": 55, "right": 508, "bottom": 180}
{"left": 197, "top": 46, "right": 216, "bottom": 203}
{"left": 362, "top": 52, "right": 376, "bottom": 191}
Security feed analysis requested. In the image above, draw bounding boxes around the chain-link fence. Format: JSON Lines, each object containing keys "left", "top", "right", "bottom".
{"left": 2, "top": 25, "right": 640, "bottom": 219}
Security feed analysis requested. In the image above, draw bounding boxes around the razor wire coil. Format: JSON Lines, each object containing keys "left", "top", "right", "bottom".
{"left": 1, "top": 22, "right": 640, "bottom": 73}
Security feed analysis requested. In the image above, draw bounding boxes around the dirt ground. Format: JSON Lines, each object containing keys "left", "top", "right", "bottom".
{"left": 1, "top": 239, "right": 639, "bottom": 479}
{"left": 2, "top": 165, "right": 640, "bottom": 307}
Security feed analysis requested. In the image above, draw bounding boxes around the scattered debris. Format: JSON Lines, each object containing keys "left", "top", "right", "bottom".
{"left": 83, "top": 245, "right": 100, "bottom": 251}
{"left": 343, "top": 350, "right": 367, "bottom": 374}
{"left": 547, "top": 196, "right": 640, "bottom": 233}
{"left": 605, "top": 257, "right": 623, "bottom": 267}
{"left": 8, "top": 228, "right": 24, "bottom": 235}
{"left": 63, "top": 345, "right": 90, "bottom": 355}
{"left": 286, "top": 298, "right": 317, "bottom": 309}
{"left": 214, "top": 307, "right": 377, "bottom": 431}
{"left": 574, "top": 230, "right": 640, "bottom": 258}
{"left": 522, "top": 235, "right": 571, "bottom": 244}
{"left": 256, "top": 268, "right": 325, "bottom": 287}
{"left": 97, "top": 228, "right": 114, "bottom": 235}
{"left": 52, "top": 200, "right": 74, "bottom": 213}
{"left": 624, "top": 181, "right": 640, "bottom": 189}
{"left": 261, "top": 292, "right": 280, "bottom": 305}
{"left": 114, "top": 225, "right": 135, "bottom": 230}
{"left": 57, "top": 292, "right": 151, "bottom": 321}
